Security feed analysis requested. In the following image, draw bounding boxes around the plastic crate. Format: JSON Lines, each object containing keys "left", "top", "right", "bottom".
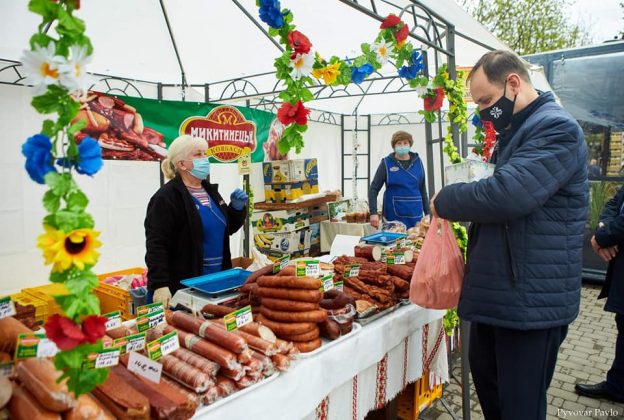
{"left": 21, "top": 283, "right": 69, "bottom": 321}
{"left": 95, "top": 267, "right": 145, "bottom": 320}
{"left": 10, "top": 292, "right": 48, "bottom": 325}
{"left": 414, "top": 370, "right": 443, "bottom": 416}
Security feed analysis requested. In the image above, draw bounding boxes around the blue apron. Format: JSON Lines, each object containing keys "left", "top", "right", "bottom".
{"left": 382, "top": 156, "right": 424, "bottom": 228}
{"left": 190, "top": 195, "right": 227, "bottom": 275}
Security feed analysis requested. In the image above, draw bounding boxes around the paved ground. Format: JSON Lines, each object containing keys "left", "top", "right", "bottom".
{"left": 422, "top": 284, "right": 624, "bottom": 420}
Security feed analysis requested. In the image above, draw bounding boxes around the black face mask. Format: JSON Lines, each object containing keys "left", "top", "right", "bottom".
{"left": 479, "top": 82, "right": 516, "bottom": 133}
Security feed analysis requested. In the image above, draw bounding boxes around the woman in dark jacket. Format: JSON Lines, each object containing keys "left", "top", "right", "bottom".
{"left": 144, "top": 135, "right": 247, "bottom": 306}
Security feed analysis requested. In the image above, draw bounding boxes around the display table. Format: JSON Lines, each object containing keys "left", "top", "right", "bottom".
{"left": 320, "top": 221, "right": 377, "bottom": 252}
{"left": 195, "top": 305, "right": 448, "bottom": 420}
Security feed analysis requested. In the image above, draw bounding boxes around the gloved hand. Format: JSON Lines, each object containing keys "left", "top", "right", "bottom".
{"left": 153, "top": 287, "right": 172, "bottom": 308}
{"left": 230, "top": 188, "right": 249, "bottom": 211}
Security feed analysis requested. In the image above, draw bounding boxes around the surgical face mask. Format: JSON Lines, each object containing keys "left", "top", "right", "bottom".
{"left": 394, "top": 145, "right": 411, "bottom": 156}
{"left": 479, "top": 81, "right": 516, "bottom": 133}
{"left": 189, "top": 157, "right": 210, "bottom": 180}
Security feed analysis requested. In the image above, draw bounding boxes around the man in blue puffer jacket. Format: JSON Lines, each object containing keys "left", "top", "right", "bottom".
{"left": 431, "top": 50, "right": 588, "bottom": 420}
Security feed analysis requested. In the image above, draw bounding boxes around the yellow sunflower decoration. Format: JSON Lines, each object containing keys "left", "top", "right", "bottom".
{"left": 37, "top": 226, "right": 102, "bottom": 272}
{"left": 312, "top": 62, "right": 341, "bottom": 85}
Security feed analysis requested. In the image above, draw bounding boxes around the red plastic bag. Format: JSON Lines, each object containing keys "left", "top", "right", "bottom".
{"left": 409, "top": 216, "right": 465, "bottom": 309}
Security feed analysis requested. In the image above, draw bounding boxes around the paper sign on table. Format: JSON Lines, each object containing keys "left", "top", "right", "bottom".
{"left": 0, "top": 296, "right": 16, "bottom": 319}
{"left": 136, "top": 309, "right": 166, "bottom": 333}
{"left": 83, "top": 347, "right": 120, "bottom": 369}
{"left": 128, "top": 351, "right": 162, "bottom": 384}
{"left": 272, "top": 255, "right": 289, "bottom": 274}
{"left": 113, "top": 332, "right": 146, "bottom": 355}
{"left": 296, "top": 260, "right": 320, "bottom": 278}
{"left": 147, "top": 331, "right": 179, "bottom": 361}
{"left": 15, "top": 333, "right": 60, "bottom": 359}
{"left": 136, "top": 302, "right": 164, "bottom": 316}
{"left": 224, "top": 305, "right": 253, "bottom": 331}
{"left": 104, "top": 311, "right": 122, "bottom": 331}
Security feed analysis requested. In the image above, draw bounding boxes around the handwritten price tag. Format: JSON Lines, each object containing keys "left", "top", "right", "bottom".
{"left": 15, "top": 333, "right": 59, "bottom": 360}
{"left": 104, "top": 311, "right": 122, "bottom": 331}
{"left": 128, "top": 351, "right": 162, "bottom": 384}
{"left": 334, "top": 279, "right": 344, "bottom": 292}
{"left": 383, "top": 252, "right": 406, "bottom": 265}
{"left": 136, "top": 302, "right": 164, "bottom": 317}
{"left": 321, "top": 275, "right": 334, "bottom": 292}
{"left": 137, "top": 310, "right": 165, "bottom": 333}
{"left": 0, "top": 296, "right": 16, "bottom": 319}
{"left": 273, "top": 255, "right": 290, "bottom": 274}
{"left": 114, "top": 332, "right": 146, "bottom": 355}
{"left": 224, "top": 305, "right": 253, "bottom": 332}
{"left": 84, "top": 348, "right": 120, "bottom": 369}
{"left": 346, "top": 264, "right": 360, "bottom": 278}
{"left": 147, "top": 331, "right": 179, "bottom": 361}
{"left": 296, "top": 260, "right": 320, "bottom": 277}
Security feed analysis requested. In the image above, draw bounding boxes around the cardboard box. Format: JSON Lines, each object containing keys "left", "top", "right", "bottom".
{"left": 231, "top": 257, "right": 253, "bottom": 269}
{"left": 263, "top": 159, "right": 318, "bottom": 184}
{"left": 258, "top": 247, "right": 311, "bottom": 262}
{"left": 254, "top": 227, "right": 311, "bottom": 254}
{"left": 251, "top": 209, "right": 310, "bottom": 233}
{"left": 264, "top": 179, "right": 319, "bottom": 203}
{"left": 327, "top": 199, "right": 353, "bottom": 222}
{"left": 444, "top": 160, "right": 495, "bottom": 185}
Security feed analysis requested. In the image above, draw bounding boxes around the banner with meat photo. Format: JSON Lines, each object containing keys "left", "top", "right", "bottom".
{"left": 74, "top": 92, "right": 278, "bottom": 162}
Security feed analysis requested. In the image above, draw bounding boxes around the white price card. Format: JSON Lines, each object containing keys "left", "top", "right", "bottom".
{"left": 296, "top": 260, "right": 320, "bottom": 278}
{"left": 224, "top": 305, "right": 253, "bottom": 331}
{"left": 147, "top": 331, "right": 179, "bottom": 360}
{"left": 104, "top": 311, "right": 122, "bottom": 331}
{"left": 321, "top": 275, "right": 335, "bottom": 292}
{"left": 128, "top": 351, "right": 162, "bottom": 384}
{"left": 0, "top": 296, "right": 16, "bottom": 319}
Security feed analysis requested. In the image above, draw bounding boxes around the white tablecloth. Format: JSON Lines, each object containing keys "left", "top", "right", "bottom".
{"left": 195, "top": 305, "right": 447, "bottom": 420}
{"left": 320, "top": 221, "right": 377, "bottom": 252}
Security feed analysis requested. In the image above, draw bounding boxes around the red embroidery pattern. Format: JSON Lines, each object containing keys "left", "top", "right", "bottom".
{"left": 375, "top": 354, "right": 388, "bottom": 409}
{"left": 402, "top": 337, "right": 409, "bottom": 389}
{"left": 352, "top": 375, "right": 358, "bottom": 420}
{"left": 315, "top": 396, "right": 329, "bottom": 420}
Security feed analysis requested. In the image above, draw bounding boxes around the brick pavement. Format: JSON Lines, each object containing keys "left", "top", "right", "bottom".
{"left": 421, "top": 284, "right": 624, "bottom": 420}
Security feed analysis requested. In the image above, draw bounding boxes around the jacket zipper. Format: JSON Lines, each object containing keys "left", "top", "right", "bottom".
{"left": 504, "top": 224, "right": 518, "bottom": 287}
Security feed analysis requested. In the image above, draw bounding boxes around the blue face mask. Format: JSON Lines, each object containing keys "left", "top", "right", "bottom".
{"left": 395, "top": 145, "right": 411, "bottom": 156}
{"left": 189, "top": 157, "right": 210, "bottom": 180}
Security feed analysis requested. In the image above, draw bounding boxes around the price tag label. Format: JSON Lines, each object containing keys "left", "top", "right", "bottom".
{"left": 224, "top": 305, "right": 253, "bottom": 332}
{"left": 15, "top": 333, "right": 60, "bottom": 360}
{"left": 346, "top": 264, "right": 360, "bottom": 278}
{"left": 320, "top": 274, "right": 334, "bottom": 292}
{"left": 238, "top": 153, "right": 251, "bottom": 175}
{"left": 114, "top": 332, "right": 147, "bottom": 355}
{"left": 0, "top": 296, "right": 16, "bottom": 319}
{"left": 136, "top": 302, "right": 164, "bottom": 317}
{"left": 104, "top": 311, "right": 122, "bottom": 331}
{"left": 398, "top": 238, "right": 407, "bottom": 249}
{"left": 147, "top": 331, "right": 179, "bottom": 361}
{"left": 128, "top": 351, "right": 162, "bottom": 384}
{"left": 296, "top": 260, "right": 320, "bottom": 278}
{"left": 334, "top": 279, "right": 344, "bottom": 292}
{"left": 272, "top": 255, "right": 290, "bottom": 274}
{"left": 0, "top": 362, "right": 14, "bottom": 378}
{"left": 136, "top": 309, "right": 165, "bottom": 333}
{"left": 383, "top": 252, "right": 406, "bottom": 265}
{"left": 84, "top": 347, "right": 120, "bottom": 369}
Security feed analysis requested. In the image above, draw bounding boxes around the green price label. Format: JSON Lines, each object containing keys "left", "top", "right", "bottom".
{"left": 83, "top": 347, "right": 120, "bottom": 369}
{"left": 224, "top": 305, "right": 253, "bottom": 331}
{"left": 136, "top": 309, "right": 165, "bottom": 333}
{"left": 334, "top": 280, "right": 344, "bottom": 292}
{"left": 113, "top": 332, "right": 147, "bottom": 355}
{"left": 104, "top": 311, "right": 122, "bottom": 331}
{"left": 273, "top": 255, "right": 290, "bottom": 274}
{"left": 320, "top": 274, "right": 334, "bottom": 292}
{"left": 136, "top": 302, "right": 164, "bottom": 317}
{"left": 147, "top": 331, "right": 179, "bottom": 361}
{"left": 0, "top": 296, "right": 16, "bottom": 319}
{"left": 15, "top": 332, "right": 59, "bottom": 360}
{"left": 296, "top": 260, "right": 320, "bottom": 277}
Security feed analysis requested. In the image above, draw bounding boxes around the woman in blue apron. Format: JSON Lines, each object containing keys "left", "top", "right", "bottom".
{"left": 144, "top": 135, "right": 247, "bottom": 307}
{"left": 368, "top": 130, "right": 430, "bottom": 229}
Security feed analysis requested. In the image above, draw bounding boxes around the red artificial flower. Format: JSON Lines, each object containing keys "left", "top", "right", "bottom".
{"left": 277, "top": 100, "right": 310, "bottom": 126}
{"left": 44, "top": 314, "right": 87, "bottom": 351}
{"left": 423, "top": 88, "right": 445, "bottom": 112}
{"left": 82, "top": 315, "right": 107, "bottom": 344}
{"left": 482, "top": 120, "right": 497, "bottom": 161}
{"left": 288, "top": 31, "right": 312, "bottom": 59}
{"left": 380, "top": 14, "right": 402, "bottom": 29}
{"left": 395, "top": 23, "right": 409, "bottom": 43}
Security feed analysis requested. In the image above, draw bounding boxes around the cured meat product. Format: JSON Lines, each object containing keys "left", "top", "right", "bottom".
{"left": 256, "top": 275, "right": 321, "bottom": 290}
{"left": 160, "top": 377, "right": 201, "bottom": 409}
{"left": 344, "top": 277, "right": 394, "bottom": 303}
{"left": 219, "top": 366, "right": 245, "bottom": 381}
{"left": 94, "top": 367, "right": 150, "bottom": 420}
{"left": 16, "top": 358, "right": 75, "bottom": 412}
{"left": 161, "top": 355, "right": 212, "bottom": 392}
{"left": 320, "top": 290, "right": 355, "bottom": 310}
{"left": 210, "top": 321, "right": 278, "bottom": 356}
{"left": 251, "top": 351, "right": 276, "bottom": 376}
{"left": 172, "top": 348, "right": 220, "bottom": 379}
{"left": 271, "top": 354, "right": 291, "bottom": 371}
{"left": 64, "top": 394, "right": 114, "bottom": 420}
{"left": 237, "top": 348, "right": 254, "bottom": 364}
{"left": 169, "top": 311, "right": 248, "bottom": 354}
{"left": 386, "top": 264, "right": 414, "bottom": 281}
{"left": 354, "top": 245, "right": 382, "bottom": 261}
{"left": 235, "top": 375, "right": 259, "bottom": 389}
{"left": 358, "top": 271, "right": 391, "bottom": 287}
{"left": 318, "top": 319, "right": 341, "bottom": 340}
{"left": 0, "top": 317, "right": 31, "bottom": 353}
{"left": 390, "top": 276, "right": 410, "bottom": 292}
{"left": 200, "top": 385, "right": 220, "bottom": 406}
{"left": 273, "top": 338, "right": 293, "bottom": 354}
{"left": 293, "top": 338, "right": 322, "bottom": 353}
{"left": 215, "top": 376, "right": 237, "bottom": 398}
{"left": 201, "top": 304, "right": 236, "bottom": 318}
{"left": 8, "top": 384, "right": 60, "bottom": 420}
{"left": 280, "top": 326, "right": 320, "bottom": 343}
{"left": 259, "top": 306, "right": 327, "bottom": 323}
{"left": 240, "top": 264, "right": 274, "bottom": 287}
{"left": 261, "top": 297, "right": 319, "bottom": 312}
{"left": 255, "top": 286, "right": 322, "bottom": 303}
{"left": 256, "top": 314, "right": 317, "bottom": 337}
{"left": 164, "top": 326, "right": 240, "bottom": 371}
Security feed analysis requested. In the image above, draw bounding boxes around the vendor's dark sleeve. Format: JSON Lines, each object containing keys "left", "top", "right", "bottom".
{"left": 595, "top": 187, "right": 624, "bottom": 247}
{"left": 227, "top": 205, "right": 246, "bottom": 235}
{"left": 419, "top": 160, "right": 430, "bottom": 215}
{"left": 144, "top": 193, "right": 175, "bottom": 291}
{"left": 368, "top": 160, "right": 386, "bottom": 214}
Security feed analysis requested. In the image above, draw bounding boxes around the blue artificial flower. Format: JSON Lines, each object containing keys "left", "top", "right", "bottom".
{"left": 259, "top": 0, "right": 284, "bottom": 29}
{"left": 411, "top": 50, "right": 424, "bottom": 73}
{"left": 471, "top": 113, "right": 483, "bottom": 128}
{"left": 351, "top": 63, "right": 374, "bottom": 84}
{"left": 398, "top": 65, "right": 419, "bottom": 80}
{"left": 22, "top": 134, "right": 56, "bottom": 184}
{"left": 75, "top": 137, "right": 103, "bottom": 176}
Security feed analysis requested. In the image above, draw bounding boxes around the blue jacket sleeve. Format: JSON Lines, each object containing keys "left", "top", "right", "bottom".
{"left": 436, "top": 126, "right": 582, "bottom": 224}
{"left": 368, "top": 160, "right": 386, "bottom": 214}
{"left": 419, "top": 159, "right": 430, "bottom": 215}
{"left": 595, "top": 187, "right": 624, "bottom": 247}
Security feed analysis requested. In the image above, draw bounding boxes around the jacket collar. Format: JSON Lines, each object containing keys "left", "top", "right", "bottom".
{"left": 171, "top": 174, "right": 219, "bottom": 194}
{"left": 387, "top": 151, "right": 420, "bottom": 164}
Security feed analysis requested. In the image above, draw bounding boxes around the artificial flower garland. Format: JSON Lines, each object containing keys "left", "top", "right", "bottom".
{"left": 21, "top": 0, "right": 108, "bottom": 395}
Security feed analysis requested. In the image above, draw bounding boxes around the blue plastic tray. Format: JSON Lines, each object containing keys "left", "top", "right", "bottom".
{"left": 181, "top": 268, "right": 252, "bottom": 296}
{"left": 360, "top": 231, "right": 407, "bottom": 245}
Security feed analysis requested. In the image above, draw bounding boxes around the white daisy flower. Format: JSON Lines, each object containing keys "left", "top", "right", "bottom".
{"left": 59, "top": 45, "right": 92, "bottom": 96}
{"left": 371, "top": 41, "right": 393, "bottom": 66}
{"left": 290, "top": 52, "right": 314, "bottom": 80}
{"left": 21, "top": 43, "right": 64, "bottom": 95}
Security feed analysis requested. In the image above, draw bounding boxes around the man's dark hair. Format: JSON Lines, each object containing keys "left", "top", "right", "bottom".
{"left": 468, "top": 50, "right": 531, "bottom": 86}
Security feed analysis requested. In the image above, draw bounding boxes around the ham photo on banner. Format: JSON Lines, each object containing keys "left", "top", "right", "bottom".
{"left": 73, "top": 91, "right": 278, "bottom": 163}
